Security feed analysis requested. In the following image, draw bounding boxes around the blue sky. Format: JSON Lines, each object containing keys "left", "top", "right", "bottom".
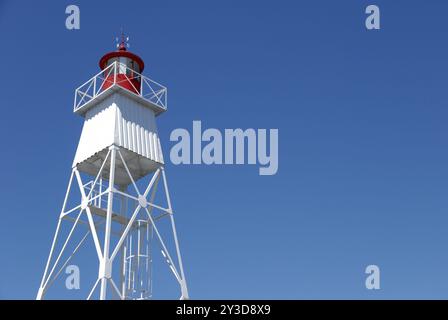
{"left": 1, "top": 0, "right": 448, "bottom": 299}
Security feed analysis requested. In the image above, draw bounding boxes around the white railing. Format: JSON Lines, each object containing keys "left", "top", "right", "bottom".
{"left": 83, "top": 179, "right": 138, "bottom": 212}
{"left": 74, "top": 61, "right": 168, "bottom": 113}
{"left": 83, "top": 180, "right": 108, "bottom": 209}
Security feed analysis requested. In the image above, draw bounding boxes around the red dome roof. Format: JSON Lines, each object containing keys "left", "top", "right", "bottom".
{"left": 99, "top": 45, "right": 145, "bottom": 72}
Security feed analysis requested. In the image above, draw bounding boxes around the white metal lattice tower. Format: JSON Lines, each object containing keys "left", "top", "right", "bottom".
{"left": 37, "top": 36, "right": 189, "bottom": 300}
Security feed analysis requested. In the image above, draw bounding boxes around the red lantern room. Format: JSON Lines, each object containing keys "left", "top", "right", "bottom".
{"left": 99, "top": 33, "right": 145, "bottom": 94}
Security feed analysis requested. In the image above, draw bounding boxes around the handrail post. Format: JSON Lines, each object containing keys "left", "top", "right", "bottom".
{"left": 140, "top": 76, "right": 143, "bottom": 96}
{"left": 114, "top": 61, "right": 117, "bottom": 84}
{"left": 74, "top": 90, "right": 78, "bottom": 112}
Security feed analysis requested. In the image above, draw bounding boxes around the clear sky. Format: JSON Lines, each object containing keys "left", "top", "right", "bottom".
{"left": 1, "top": 0, "right": 448, "bottom": 299}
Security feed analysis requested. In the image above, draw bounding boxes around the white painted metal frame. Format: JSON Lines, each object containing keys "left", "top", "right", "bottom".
{"left": 37, "top": 145, "right": 188, "bottom": 300}
{"left": 74, "top": 61, "right": 168, "bottom": 112}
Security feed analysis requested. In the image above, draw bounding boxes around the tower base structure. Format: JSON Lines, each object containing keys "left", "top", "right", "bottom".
{"left": 37, "top": 145, "right": 189, "bottom": 300}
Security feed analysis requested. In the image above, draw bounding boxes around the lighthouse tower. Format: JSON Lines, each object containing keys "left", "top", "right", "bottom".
{"left": 37, "top": 35, "right": 189, "bottom": 300}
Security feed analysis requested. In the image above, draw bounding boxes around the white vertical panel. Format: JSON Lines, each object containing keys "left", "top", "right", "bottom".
{"left": 152, "top": 133, "right": 159, "bottom": 163}
{"left": 73, "top": 92, "right": 164, "bottom": 168}
{"left": 122, "top": 118, "right": 128, "bottom": 149}
{"left": 145, "top": 130, "right": 151, "bottom": 159}
{"left": 148, "top": 132, "right": 154, "bottom": 160}
{"left": 128, "top": 122, "right": 134, "bottom": 152}
{"left": 115, "top": 106, "right": 122, "bottom": 145}
{"left": 135, "top": 124, "right": 141, "bottom": 155}
{"left": 73, "top": 98, "right": 117, "bottom": 167}
{"left": 131, "top": 109, "right": 136, "bottom": 152}
{"left": 142, "top": 129, "right": 147, "bottom": 158}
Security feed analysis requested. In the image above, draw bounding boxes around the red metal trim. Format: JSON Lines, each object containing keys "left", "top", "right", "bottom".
{"left": 99, "top": 51, "right": 145, "bottom": 71}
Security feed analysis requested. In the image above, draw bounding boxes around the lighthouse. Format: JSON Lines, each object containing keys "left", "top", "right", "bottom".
{"left": 37, "top": 35, "right": 189, "bottom": 300}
